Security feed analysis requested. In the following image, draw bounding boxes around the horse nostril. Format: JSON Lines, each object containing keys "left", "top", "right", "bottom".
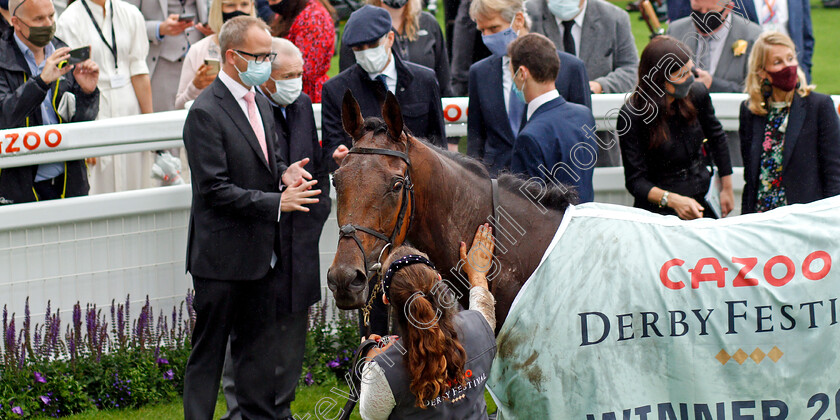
{"left": 351, "top": 269, "right": 367, "bottom": 288}
{"left": 327, "top": 266, "right": 368, "bottom": 291}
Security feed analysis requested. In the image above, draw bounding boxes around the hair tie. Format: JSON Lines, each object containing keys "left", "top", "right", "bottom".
{"left": 382, "top": 254, "right": 436, "bottom": 301}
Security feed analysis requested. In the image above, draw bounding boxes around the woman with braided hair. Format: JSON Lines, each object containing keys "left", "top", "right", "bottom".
{"left": 358, "top": 223, "right": 498, "bottom": 419}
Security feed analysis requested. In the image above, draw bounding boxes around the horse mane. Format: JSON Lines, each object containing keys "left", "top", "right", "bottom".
{"left": 357, "top": 117, "right": 578, "bottom": 211}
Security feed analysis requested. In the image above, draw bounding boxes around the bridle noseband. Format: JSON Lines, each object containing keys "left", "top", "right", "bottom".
{"left": 337, "top": 145, "right": 416, "bottom": 328}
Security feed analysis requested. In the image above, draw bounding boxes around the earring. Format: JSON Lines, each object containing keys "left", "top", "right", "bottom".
{"left": 760, "top": 78, "right": 772, "bottom": 109}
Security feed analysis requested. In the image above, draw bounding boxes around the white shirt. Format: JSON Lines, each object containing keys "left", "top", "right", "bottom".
{"left": 502, "top": 56, "right": 512, "bottom": 114}
{"left": 696, "top": 13, "right": 733, "bottom": 76}
{"left": 369, "top": 53, "right": 398, "bottom": 93}
{"left": 753, "top": 0, "right": 789, "bottom": 36}
{"left": 527, "top": 89, "right": 560, "bottom": 121}
{"left": 555, "top": 0, "right": 587, "bottom": 57}
{"left": 219, "top": 70, "right": 283, "bottom": 249}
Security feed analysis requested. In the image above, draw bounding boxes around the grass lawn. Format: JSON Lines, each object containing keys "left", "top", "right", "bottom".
{"left": 328, "top": 0, "right": 840, "bottom": 93}
{"left": 53, "top": 383, "right": 497, "bottom": 419}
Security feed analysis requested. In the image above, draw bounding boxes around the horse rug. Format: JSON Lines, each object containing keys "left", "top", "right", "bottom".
{"left": 487, "top": 195, "right": 840, "bottom": 420}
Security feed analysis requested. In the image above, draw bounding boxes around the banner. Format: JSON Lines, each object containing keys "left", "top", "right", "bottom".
{"left": 488, "top": 196, "right": 840, "bottom": 420}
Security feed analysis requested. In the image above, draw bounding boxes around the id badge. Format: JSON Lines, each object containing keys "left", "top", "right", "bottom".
{"left": 110, "top": 73, "right": 130, "bottom": 89}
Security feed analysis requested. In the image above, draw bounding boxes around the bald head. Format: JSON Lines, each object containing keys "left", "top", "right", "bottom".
{"left": 10, "top": 0, "right": 55, "bottom": 50}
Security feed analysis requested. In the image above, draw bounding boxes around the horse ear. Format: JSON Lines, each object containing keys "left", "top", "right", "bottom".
{"left": 341, "top": 90, "right": 364, "bottom": 141}
{"left": 382, "top": 91, "right": 404, "bottom": 142}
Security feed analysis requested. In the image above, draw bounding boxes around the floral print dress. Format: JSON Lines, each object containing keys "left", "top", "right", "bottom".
{"left": 755, "top": 104, "right": 790, "bottom": 212}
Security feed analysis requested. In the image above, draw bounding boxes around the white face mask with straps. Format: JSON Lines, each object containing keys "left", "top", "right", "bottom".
{"left": 354, "top": 42, "right": 390, "bottom": 75}
{"left": 269, "top": 77, "right": 302, "bottom": 106}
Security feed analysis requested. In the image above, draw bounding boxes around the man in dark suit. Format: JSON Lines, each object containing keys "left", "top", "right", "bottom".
{"left": 217, "top": 37, "right": 331, "bottom": 420}
{"left": 508, "top": 34, "right": 596, "bottom": 202}
{"left": 322, "top": 5, "right": 446, "bottom": 169}
{"left": 466, "top": 0, "right": 591, "bottom": 176}
{"left": 181, "top": 16, "right": 320, "bottom": 420}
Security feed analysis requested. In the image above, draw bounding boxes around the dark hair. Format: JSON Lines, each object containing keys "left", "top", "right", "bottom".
{"left": 270, "top": 0, "right": 336, "bottom": 37}
{"left": 383, "top": 245, "right": 467, "bottom": 408}
{"left": 507, "top": 33, "right": 560, "bottom": 83}
{"left": 630, "top": 35, "right": 697, "bottom": 149}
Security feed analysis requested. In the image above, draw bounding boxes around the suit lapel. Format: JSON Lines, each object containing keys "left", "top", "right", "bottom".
{"left": 715, "top": 27, "right": 737, "bottom": 78}
{"left": 749, "top": 113, "right": 763, "bottom": 186}
{"left": 257, "top": 95, "right": 277, "bottom": 177}
{"left": 541, "top": 6, "right": 563, "bottom": 48}
{"left": 486, "top": 56, "right": 515, "bottom": 142}
{"left": 157, "top": 0, "right": 167, "bottom": 21}
{"left": 782, "top": 95, "right": 805, "bottom": 173}
{"left": 213, "top": 80, "right": 272, "bottom": 173}
{"left": 579, "top": 1, "right": 601, "bottom": 66}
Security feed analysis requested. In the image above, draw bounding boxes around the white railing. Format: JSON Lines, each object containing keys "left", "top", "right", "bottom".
{"left": 0, "top": 93, "right": 832, "bottom": 325}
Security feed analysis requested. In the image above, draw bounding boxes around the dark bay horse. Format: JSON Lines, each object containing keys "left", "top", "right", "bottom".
{"left": 326, "top": 92, "right": 575, "bottom": 330}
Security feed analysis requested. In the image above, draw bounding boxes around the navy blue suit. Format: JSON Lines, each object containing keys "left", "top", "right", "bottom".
{"left": 467, "top": 52, "right": 591, "bottom": 177}
{"left": 510, "top": 96, "right": 597, "bottom": 203}
{"left": 668, "top": 0, "right": 814, "bottom": 81}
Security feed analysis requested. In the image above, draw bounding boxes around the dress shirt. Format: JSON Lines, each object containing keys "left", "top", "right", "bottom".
{"left": 502, "top": 55, "right": 512, "bottom": 115}
{"left": 697, "top": 13, "right": 732, "bottom": 76}
{"left": 13, "top": 33, "right": 64, "bottom": 181}
{"left": 555, "top": 0, "right": 587, "bottom": 57}
{"left": 369, "top": 53, "right": 398, "bottom": 93}
{"left": 526, "top": 89, "right": 560, "bottom": 121}
{"left": 753, "top": 0, "right": 789, "bottom": 36}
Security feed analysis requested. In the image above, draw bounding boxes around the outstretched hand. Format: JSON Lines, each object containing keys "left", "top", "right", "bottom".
{"left": 282, "top": 158, "right": 312, "bottom": 186}
{"left": 459, "top": 223, "right": 495, "bottom": 289}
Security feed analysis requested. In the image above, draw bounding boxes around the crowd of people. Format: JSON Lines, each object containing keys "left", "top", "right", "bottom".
{"left": 0, "top": 0, "right": 838, "bottom": 417}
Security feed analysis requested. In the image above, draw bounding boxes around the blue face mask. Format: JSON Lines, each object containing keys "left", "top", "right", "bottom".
{"left": 547, "top": 0, "right": 582, "bottom": 21}
{"left": 512, "top": 68, "right": 526, "bottom": 103}
{"left": 481, "top": 24, "right": 518, "bottom": 57}
{"left": 234, "top": 51, "right": 272, "bottom": 87}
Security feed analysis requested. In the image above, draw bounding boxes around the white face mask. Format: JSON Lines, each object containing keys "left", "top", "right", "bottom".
{"left": 354, "top": 43, "right": 390, "bottom": 74}
{"left": 269, "top": 77, "right": 302, "bottom": 106}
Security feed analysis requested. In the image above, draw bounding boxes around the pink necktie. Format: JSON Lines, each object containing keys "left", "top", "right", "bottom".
{"left": 243, "top": 91, "right": 269, "bottom": 163}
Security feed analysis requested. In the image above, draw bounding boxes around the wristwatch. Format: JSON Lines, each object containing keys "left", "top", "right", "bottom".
{"left": 659, "top": 191, "right": 670, "bottom": 208}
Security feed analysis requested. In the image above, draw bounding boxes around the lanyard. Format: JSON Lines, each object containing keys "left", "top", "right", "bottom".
{"left": 81, "top": 0, "right": 118, "bottom": 69}
{"left": 762, "top": 0, "right": 777, "bottom": 23}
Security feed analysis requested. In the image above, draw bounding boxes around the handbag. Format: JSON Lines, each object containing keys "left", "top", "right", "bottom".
{"left": 701, "top": 140, "right": 722, "bottom": 218}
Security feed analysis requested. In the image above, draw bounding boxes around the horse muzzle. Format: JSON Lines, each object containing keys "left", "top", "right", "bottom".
{"left": 326, "top": 265, "right": 369, "bottom": 309}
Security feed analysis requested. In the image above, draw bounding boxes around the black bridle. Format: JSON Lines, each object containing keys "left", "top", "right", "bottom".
{"left": 337, "top": 146, "right": 415, "bottom": 328}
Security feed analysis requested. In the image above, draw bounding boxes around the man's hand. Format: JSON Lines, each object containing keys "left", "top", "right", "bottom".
{"left": 195, "top": 22, "right": 214, "bottom": 36}
{"left": 695, "top": 68, "right": 713, "bottom": 89}
{"left": 192, "top": 64, "right": 217, "bottom": 89}
{"left": 332, "top": 145, "right": 349, "bottom": 166}
{"left": 281, "top": 157, "right": 312, "bottom": 186}
{"left": 40, "top": 47, "right": 73, "bottom": 84}
{"left": 589, "top": 80, "right": 603, "bottom": 94}
{"left": 159, "top": 14, "right": 192, "bottom": 36}
{"left": 73, "top": 59, "right": 100, "bottom": 94}
{"left": 280, "top": 178, "right": 320, "bottom": 212}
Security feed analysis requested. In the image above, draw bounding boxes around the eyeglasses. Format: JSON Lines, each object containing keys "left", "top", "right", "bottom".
{"left": 234, "top": 49, "right": 276, "bottom": 64}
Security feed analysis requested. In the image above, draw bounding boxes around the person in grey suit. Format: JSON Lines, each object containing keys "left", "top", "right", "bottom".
{"left": 526, "top": 0, "right": 637, "bottom": 95}
{"left": 127, "top": 0, "right": 210, "bottom": 111}
{"left": 527, "top": 0, "right": 638, "bottom": 166}
{"left": 666, "top": 0, "right": 762, "bottom": 93}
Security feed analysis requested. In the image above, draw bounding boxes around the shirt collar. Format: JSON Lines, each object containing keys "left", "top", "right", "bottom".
{"left": 219, "top": 69, "right": 254, "bottom": 101}
{"left": 526, "top": 89, "right": 560, "bottom": 121}
{"left": 13, "top": 32, "right": 55, "bottom": 66}
{"left": 370, "top": 53, "right": 397, "bottom": 82}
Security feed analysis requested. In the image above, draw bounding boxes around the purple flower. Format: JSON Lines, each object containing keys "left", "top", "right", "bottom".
{"left": 156, "top": 357, "right": 169, "bottom": 365}
{"left": 12, "top": 406, "right": 23, "bottom": 415}
{"left": 304, "top": 372, "right": 314, "bottom": 386}
{"left": 40, "top": 395, "right": 51, "bottom": 405}
{"left": 34, "top": 372, "right": 46, "bottom": 383}
{"left": 163, "top": 369, "right": 174, "bottom": 380}
{"left": 327, "top": 359, "right": 340, "bottom": 368}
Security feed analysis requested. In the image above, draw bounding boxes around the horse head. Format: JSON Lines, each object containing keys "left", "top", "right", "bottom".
{"left": 326, "top": 90, "right": 415, "bottom": 310}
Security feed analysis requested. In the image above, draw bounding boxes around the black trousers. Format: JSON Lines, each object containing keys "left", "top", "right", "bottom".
{"left": 183, "top": 270, "right": 279, "bottom": 420}
{"left": 33, "top": 172, "right": 66, "bottom": 201}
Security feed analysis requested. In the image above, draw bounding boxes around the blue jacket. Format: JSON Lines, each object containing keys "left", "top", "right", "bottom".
{"left": 467, "top": 52, "right": 592, "bottom": 177}
{"left": 667, "top": 0, "right": 814, "bottom": 81}
{"left": 510, "top": 96, "right": 597, "bottom": 203}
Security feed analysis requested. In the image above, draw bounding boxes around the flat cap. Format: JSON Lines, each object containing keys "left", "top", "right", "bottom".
{"left": 342, "top": 5, "right": 393, "bottom": 48}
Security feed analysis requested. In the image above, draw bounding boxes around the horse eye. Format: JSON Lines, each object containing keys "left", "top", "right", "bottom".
{"left": 392, "top": 181, "right": 403, "bottom": 191}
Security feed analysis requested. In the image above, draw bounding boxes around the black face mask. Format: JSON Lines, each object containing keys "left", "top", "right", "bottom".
{"left": 222, "top": 10, "right": 248, "bottom": 22}
{"left": 382, "top": 0, "right": 409, "bottom": 8}
{"left": 690, "top": 9, "right": 725, "bottom": 35}
{"left": 269, "top": 0, "right": 288, "bottom": 14}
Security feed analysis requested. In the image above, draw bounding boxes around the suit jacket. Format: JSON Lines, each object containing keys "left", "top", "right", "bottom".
{"left": 667, "top": 15, "right": 762, "bottom": 93}
{"left": 321, "top": 53, "right": 446, "bottom": 170}
{"left": 126, "top": 0, "right": 208, "bottom": 75}
{"left": 527, "top": 0, "right": 638, "bottom": 93}
{"left": 268, "top": 92, "right": 332, "bottom": 313}
{"left": 466, "top": 52, "right": 592, "bottom": 176}
{"left": 739, "top": 92, "right": 840, "bottom": 214}
{"left": 0, "top": 35, "right": 99, "bottom": 204}
{"left": 734, "top": 0, "right": 814, "bottom": 81}
{"left": 183, "top": 77, "right": 289, "bottom": 281}
{"left": 510, "top": 96, "right": 597, "bottom": 203}
{"left": 449, "top": 0, "right": 491, "bottom": 96}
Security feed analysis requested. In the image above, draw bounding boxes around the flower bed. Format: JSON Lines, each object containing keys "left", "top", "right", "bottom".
{"left": 1, "top": 294, "right": 359, "bottom": 418}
